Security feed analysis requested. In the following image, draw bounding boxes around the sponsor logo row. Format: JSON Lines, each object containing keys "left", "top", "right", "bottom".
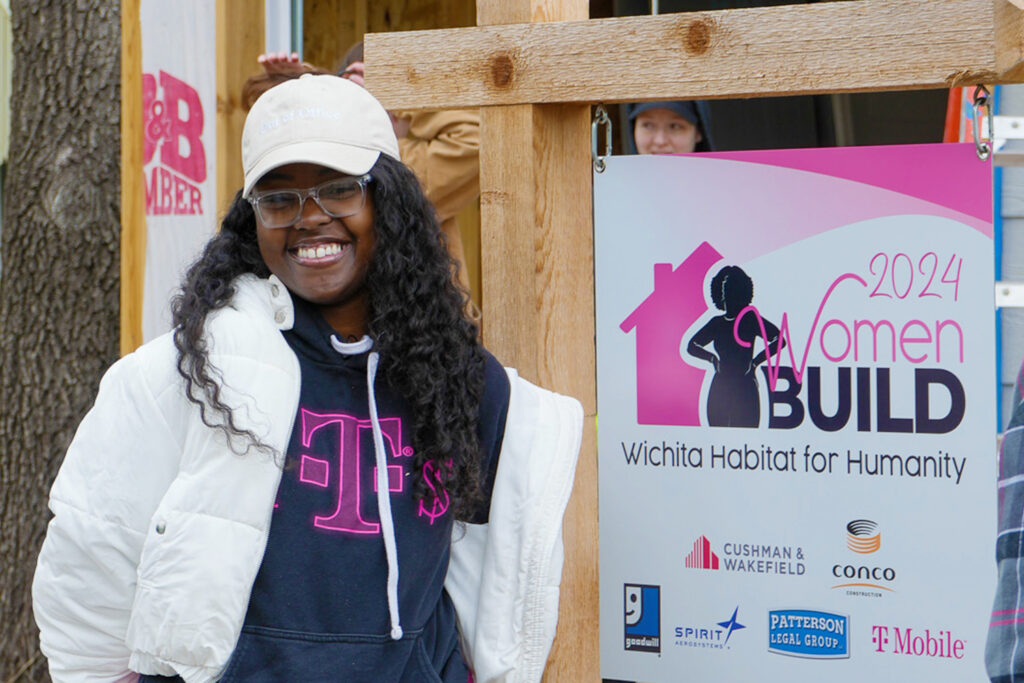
{"left": 624, "top": 585, "right": 966, "bottom": 661}
{"left": 685, "top": 519, "right": 896, "bottom": 597}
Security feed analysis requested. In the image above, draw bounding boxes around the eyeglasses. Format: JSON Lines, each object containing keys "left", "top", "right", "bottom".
{"left": 247, "top": 174, "right": 372, "bottom": 228}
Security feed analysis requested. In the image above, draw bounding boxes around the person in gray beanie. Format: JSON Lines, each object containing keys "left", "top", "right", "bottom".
{"left": 626, "top": 100, "right": 714, "bottom": 154}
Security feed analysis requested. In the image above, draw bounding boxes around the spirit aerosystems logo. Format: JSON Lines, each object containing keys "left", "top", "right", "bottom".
{"left": 871, "top": 625, "right": 964, "bottom": 659}
{"left": 768, "top": 609, "right": 850, "bottom": 659}
{"left": 675, "top": 606, "right": 746, "bottom": 651}
{"left": 831, "top": 519, "right": 896, "bottom": 597}
{"left": 685, "top": 535, "right": 806, "bottom": 576}
{"left": 624, "top": 584, "right": 661, "bottom": 653}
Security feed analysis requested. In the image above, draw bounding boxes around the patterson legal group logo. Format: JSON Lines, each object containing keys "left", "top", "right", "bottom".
{"left": 768, "top": 609, "right": 850, "bottom": 659}
{"left": 624, "top": 584, "right": 661, "bottom": 653}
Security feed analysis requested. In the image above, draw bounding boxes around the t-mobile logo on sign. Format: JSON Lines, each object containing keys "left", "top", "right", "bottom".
{"left": 870, "top": 625, "right": 964, "bottom": 659}
{"left": 143, "top": 70, "right": 207, "bottom": 215}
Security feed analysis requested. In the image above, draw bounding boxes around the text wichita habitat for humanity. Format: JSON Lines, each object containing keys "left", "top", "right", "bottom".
{"left": 620, "top": 438, "right": 966, "bottom": 485}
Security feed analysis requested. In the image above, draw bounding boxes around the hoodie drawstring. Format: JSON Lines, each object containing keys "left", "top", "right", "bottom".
{"left": 367, "top": 351, "right": 403, "bottom": 640}
{"left": 329, "top": 336, "right": 403, "bottom": 641}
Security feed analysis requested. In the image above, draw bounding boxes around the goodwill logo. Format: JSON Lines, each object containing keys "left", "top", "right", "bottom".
{"left": 143, "top": 70, "right": 207, "bottom": 216}
{"left": 620, "top": 241, "right": 968, "bottom": 439}
{"left": 624, "top": 584, "right": 660, "bottom": 653}
{"left": 768, "top": 609, "right": 850, "bottom": 659}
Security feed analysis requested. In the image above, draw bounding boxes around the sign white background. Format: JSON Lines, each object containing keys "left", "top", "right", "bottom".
{"left": 596, "top": 151, "right": 996, "bottom": 682}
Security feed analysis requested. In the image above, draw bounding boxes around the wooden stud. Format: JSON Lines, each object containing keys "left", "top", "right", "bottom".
{"left": 120, "top": 0, "right": 145, "bottom": 355}
{"left": 216, "top": 0, "right": 264, "bottom": 216}
{"left": 303, "top": 0, "right": 363, "bottom": 73}
{"left": 999, "top": 0, "right": 1024, "bottom": 81}
{"left": 366, "top": 0, "right": 1024, "bottom": 112}
{"left": 474, "top": 1, "right": 598, "bottom": 680}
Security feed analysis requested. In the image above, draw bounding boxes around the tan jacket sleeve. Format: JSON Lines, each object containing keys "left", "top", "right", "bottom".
{"left": 397, "top": 109, "right": 480, "bottom": 222}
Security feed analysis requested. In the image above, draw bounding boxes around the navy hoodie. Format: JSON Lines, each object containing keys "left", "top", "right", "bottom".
{"left": 141, "top": 296, "right": 509, "bottom": 682}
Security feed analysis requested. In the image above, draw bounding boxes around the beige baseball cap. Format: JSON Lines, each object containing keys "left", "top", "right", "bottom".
{"left": 241, "top": 74, "right": 400, "bottom": 197}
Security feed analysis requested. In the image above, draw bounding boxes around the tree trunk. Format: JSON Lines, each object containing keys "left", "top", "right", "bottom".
{"left": 0, "top": 2, "right": 121, "bottom": 680}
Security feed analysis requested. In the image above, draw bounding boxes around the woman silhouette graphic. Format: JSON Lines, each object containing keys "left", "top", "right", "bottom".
{"left": 687, "top": 265, "right": 784, "bottom": 428}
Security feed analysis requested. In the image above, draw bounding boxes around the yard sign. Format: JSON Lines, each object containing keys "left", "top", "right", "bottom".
{"left": 596, "top": 144, "right": 995, "bottom": 681}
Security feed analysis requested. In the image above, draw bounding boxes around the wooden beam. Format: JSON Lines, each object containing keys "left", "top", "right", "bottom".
{"left": 475, "top": 1, "right": 598, "bottom": 680}
{"left": 216, "top": 0, "right": 264, "bottom": 216}
{"left": 120, "top": 0, "right": 145, "bottom": 355}
{"left": 365, "top": 0, "right": 1024, "bottom": 111}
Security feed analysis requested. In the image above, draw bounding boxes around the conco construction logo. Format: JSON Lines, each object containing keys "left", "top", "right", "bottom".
{"left": 768, "top": 609, "right": 850, "bottom": 659}
{"left": 831, "top": 519, "right": 896, "bottom": 597}
{"left": 624, "top": 584, "right": 661, "bottom": 653}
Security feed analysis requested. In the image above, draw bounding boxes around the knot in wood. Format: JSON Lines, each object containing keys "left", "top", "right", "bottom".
{"left": 684, "top": 19, "right": 713, "bottom": 56}
{"left": 489, "top": 54, "right": 515, "bottom": 89}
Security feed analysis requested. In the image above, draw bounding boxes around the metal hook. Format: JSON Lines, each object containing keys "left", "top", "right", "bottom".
{"left": 972, "top": 85, "right": 993, "bottom": 161}
{"left": 592, "top": 105, "right": 612, "bottom": 173}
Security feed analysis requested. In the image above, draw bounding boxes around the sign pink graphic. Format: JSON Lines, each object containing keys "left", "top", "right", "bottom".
{"left": 143, "top": 70, "right": 206, "bottom": 215}
{"left": 620, "top": 241, "right": 721, "bottom": 426}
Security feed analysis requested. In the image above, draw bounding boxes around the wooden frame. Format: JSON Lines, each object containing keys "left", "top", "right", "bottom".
{"left": 366, "top": 0, "right": 1024, "bottom": 111}
{"left": 366, "top": 1, "right": 1024, "bottom": 680}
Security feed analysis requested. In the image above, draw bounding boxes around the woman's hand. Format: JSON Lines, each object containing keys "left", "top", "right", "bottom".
{"left": 258, "top": 52, "right": 312, "bottom": 77}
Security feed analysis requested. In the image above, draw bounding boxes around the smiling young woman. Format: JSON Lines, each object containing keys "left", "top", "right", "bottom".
{"left": 32, "top": 75, "right": 583, "bottom": 683}
{"left": 250, "top": 163, "right": 377, "bottom": 337}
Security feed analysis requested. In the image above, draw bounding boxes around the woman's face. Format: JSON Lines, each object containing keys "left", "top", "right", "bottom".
{"left": 253, "top": 162, "right": 376, "bottom": 333}
{"left": 633, "top": 108, "right": 701, "bottom": 154}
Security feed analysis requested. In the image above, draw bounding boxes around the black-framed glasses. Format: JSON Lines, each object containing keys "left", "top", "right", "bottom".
{"left": 247, "top": 174, "right": 372, "bottom": 228}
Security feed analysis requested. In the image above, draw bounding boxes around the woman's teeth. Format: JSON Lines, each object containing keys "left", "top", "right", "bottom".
{"left": 296, "top": 243, "right": 342, "bottom": 260}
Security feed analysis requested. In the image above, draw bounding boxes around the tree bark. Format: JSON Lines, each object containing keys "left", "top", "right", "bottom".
{"left": 0, "top": 2, "right": 121, "bottom": 680}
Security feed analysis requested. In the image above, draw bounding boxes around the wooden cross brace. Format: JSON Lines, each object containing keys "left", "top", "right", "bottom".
{"left": 362, "top": 1, "right": 1024, "bottom": 679}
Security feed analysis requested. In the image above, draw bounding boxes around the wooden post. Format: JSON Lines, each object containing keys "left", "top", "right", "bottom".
{"left": 475, "top": 1, "right": 598, "bottom": 680}
{"left": 216, "top": 0, "right": 264, "bottom": 216}
{"left": 120, "top": 0, "right": 145, "bottom": 355}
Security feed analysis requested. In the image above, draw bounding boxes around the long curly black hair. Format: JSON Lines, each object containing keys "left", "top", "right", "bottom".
{"left": 171, "top": 154, "right": 486, "bottom": 518}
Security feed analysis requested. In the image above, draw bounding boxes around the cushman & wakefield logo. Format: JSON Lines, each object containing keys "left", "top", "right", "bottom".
{"left": 624, "top": 584, "right": 661, "bottom": 653}
{"left": 685, "top": 535, "right": 720, "bottom": 569}
{"left": 831, "top": 519, "right": 896, "bottom": 597}
{"left": 686, "top": 535, "right": 806, "bottom": 576}
{"left": 871, "top": 625, "right": 964, "bottom": 659}
{"left": 768, "top": 609, "right": 850, "bottom": 659}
